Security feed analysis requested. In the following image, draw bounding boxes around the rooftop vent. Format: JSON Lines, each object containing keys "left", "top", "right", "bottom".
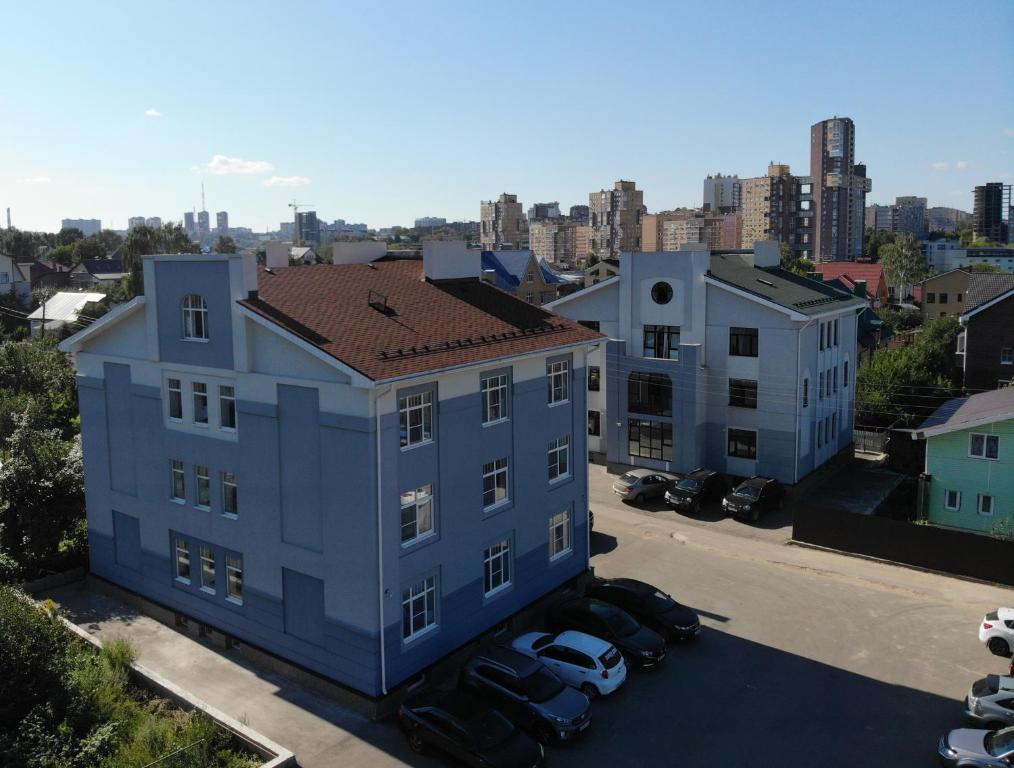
{"left": 368, "top": 289, "right": 396, "bottom": 316}
{"left": 757, "top": 278, "right": 775, "bottom": 287}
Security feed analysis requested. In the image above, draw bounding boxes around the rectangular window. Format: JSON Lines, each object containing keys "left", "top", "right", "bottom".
{"left": 193, "top": 382, "right": 209, "bottom": 425}
{"left": 195, "top": 465, "right": 211, "bottom": 509}
{"left": 483, "top": 539, "right": 512, "bottom": 597}
{"left": 628, "top": 419, "right": 673, "bottom": 461}
{"left": 729, "top": 327, "right": 759, "bottom": 357}
{"left": 170, "top": 459, "right": 185, "bottom": 502}
{"left": 221, "top": 472, "right": 238, "bottom": 516}
{"left": 1002, "top": 348, "right": 1013, "bottom": 365}
{"left": 939, "top": 293, "right": 948, "bottom": 304}
{"left": 817, "top": 420, "right": 823, "bottom": 448}
{"left": 844, "top": 360, "right": 849, "bottom": 388}
{"left": 402, "top": 576, "right": 437, "bottom": 640}
{"left": 400, "top": 484, "right": 434, "bottom": 544}
{"left": 728, "top": 379, "right": 758, "bottom": 409}
{"left": 820, "top": 323, "right": 826, "bottom": 350}
{"left": 226, "top": 554, "right": 243, "bottom": 603}
{"left": 969, "top": 433, "right": 1000, "bottom": 460}
{"left": 588, "top": 366, "right": 600, "bottom": 392}
{"left": 818, "top": 371, "right": 825, "bottom": 400}
{"left": 944, "top": 490, "right": 961, "bottom": 511}
{"left": 481, "top": 374, "right": 509, "bottom": 425}
{"left": 175, "top": 538, "right": 191, "bottom": 582}
{"left": 802, "top": 378, "right": 809, "bottom": 408}
{"left": 833, "top": 319, "right": 840, "bottom": 346}
{"left": 578, "top": 320, "right": 600, "bottom": 332}
{"left": 548, "top": 360, "right": 569, "bottom": 404}
{"left": 399, "top": 391, "right": 433, "bottom": 447}
{"left": 588, "top": 410, "right": 601, "bottom": 436}
{"left": 926, "top": 292, "right": 936, "bottom": 304}
{"left": 727, "top": 428, "right": 757, "bottom": 459}
{"left": 549, "top": 511, "right": 571, "bottom": 560}
{"left": 832, "top": 366, "right": 839, "bottom": 393}
{"left": 482, "top": 457, "right": 509, "bottom": 509}
{"left": 831, "top": 412, "right": 837, "bottom": 438}
{"left": 525, "top": 292, "right": 534, "bottom": 303}
{"left": 978, "top": 494, "right": 994, "bottom": 516}
{"left": 548, "top": 436, "right": 570, "bottom": 481}
{"left": 219, "top": 385, "right": 236, "bottom": 430}
{"left": 168, "top": 378, "right": 183, "bottom": 421}
{"left": 628, "top": 371, "right": 672, "bottom": 416}
{"left": 200, "top": 546, "right": 216, "bottom": 592}
{"left": 643, "top": 325, "right": 680, "bottom": 360}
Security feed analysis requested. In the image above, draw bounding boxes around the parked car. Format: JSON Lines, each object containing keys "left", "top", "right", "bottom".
{"left": 546, "top": 596, "right": 666, "bottom": 668}
{"left": 721, "top": 476, "right": 785, "bottom": 522}
{"left": 398, "top": 689, "right": 545, "bottom": 767}
{"left": 966, "top": 675, "right": 1014, "bottom": 729}
{"left": 980, "top": 609, "right": 1014, "bottom": 657}
{"left": 938, "top": 725, "right": 1014, "bottom": 767}
{"left": 460, "top": 647, "right": 591, "bottom": 744}
{"left": 664, "top": 468, "right": 726, "bottom": 513}
{"left": 612, "top": 469, "right": 682, "bottom": 504}
{"left": 586, "top": 577, "right": 700, "bottom": 641}
{"left": 511, "top": 630, "right": 627, "bottom": 699}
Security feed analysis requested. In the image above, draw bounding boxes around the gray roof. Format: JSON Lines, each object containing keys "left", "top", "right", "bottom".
{"left": 916, "top": 387, "right": 1014, "bottom": 437}
{"left": 707, "top": 253, "right": 865, "bottom": 317}
{"left": 966, "top": 273, "right": 1014, "bottom": 311}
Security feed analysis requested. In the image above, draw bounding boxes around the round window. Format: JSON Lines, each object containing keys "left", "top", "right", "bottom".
{"left": 651, "top": 281, "right": 673, "bottom": 305}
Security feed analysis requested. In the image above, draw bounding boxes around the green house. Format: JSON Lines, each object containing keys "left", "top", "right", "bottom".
{"left": 914, "top": 388, "right": 1014, "bottom": 534}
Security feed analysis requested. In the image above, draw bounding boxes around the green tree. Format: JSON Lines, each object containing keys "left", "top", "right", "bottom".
{"left": 967, "top": 261, "right": 1002, "bottom": 273}
{"left": 779, "top": 242, "right": 814, "bottom": 276}
{"left": 878, "top": 233, "right": 931, "bottom": 296}
{"left": 71, "top": 236, "right": 106, "bottom": 262}
{"left": 46, "top": 243, "right": 76, "bottom": 266}
{"left": 863, "top": 228, "right": 896, "bottom": 261}
{"left": 56, "top": 227, "right": 84, "bottom": 247}
{"left": 877, "top": 307, "right": 922, "bottom": 334}
{"left": 93, "top": 229, "right": 123, "bottom": 254}
{"left": 0, "top": 336, "right": 79, "bottom": 436}
{"left": 121, "top": 223, "right": 199, "bottom": 297}
{"left": 214, "top": 235, "right": 237, "bottom": 253}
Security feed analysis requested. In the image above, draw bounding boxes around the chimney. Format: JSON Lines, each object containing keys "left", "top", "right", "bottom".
{"left": 854, "top": 279, "right": 867, "bottom": 298}
{"left": 752, "top": 240, "right": 780, "bottom": 269}
{"left": 265, "top": 241, "right": 289, "bottom": 270}
{"left": 424, "top": 240, "right": 479, "bottom": 282}
{"left": 333, "top": 241, "right": 387, "bottom": 264}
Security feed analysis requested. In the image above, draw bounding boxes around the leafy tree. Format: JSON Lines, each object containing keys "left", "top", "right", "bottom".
{"left": 214, "top": 235, "right": 237, "bottom": 253}
{"left": 56, "top": 227, "right": 84, "bottom": 247}
{"left": 968, "top": 261, "right": 1002, "bottom": 273}
{"left": 46, "top": 243, "right": 76, "bottom": 266}
{"left": 877, "top": 307, "right": 922, "bottom": 334}
{"left": 0, "top": 336, "right": 79, "bottom": 437}
{"left": 93, "top": 229, "right": 123, "bottom": 254}
{"left": 779, "top": 242, "right": 814, "bottom": 276}
{"left": 863, "top": 228, "right": 896, "bottom": 261}
{"left": 71, "top": 236, "right": 106, "bottom": 262}
{"left": 122, "top": 223, "right": 199, "bottom": 297}
{"left": 879, "top": 233, "right": 931, "bottom": 296}
{"left": 0, "top": 228, "right": 42, "bottom": 261}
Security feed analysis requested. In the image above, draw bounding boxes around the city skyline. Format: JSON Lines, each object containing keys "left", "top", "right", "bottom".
{"left": 1, "top": 0, "right": 1012, "bottom": 233}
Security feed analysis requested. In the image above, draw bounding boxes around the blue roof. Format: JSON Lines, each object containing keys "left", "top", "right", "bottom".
{"left": 481, "top": 250, "right": 563, "bottom": 292}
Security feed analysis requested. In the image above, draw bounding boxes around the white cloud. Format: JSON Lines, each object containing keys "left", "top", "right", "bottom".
{"left": 931, "top": 161, "right": 949, "bottom": 171}
{"left": 262, "top": 175, "right": 311, "bottom": 188}
{"left": 955, "top": 160, "right": 969, "bottom": 170}
{"left": 144, "top": 108, "right": 163, "bottom": 118}
{"left": 22, "top": 175, "right": 51, "bottom": 183}
{"left": 193, "top": 154, "right": 274, "bottom": 175}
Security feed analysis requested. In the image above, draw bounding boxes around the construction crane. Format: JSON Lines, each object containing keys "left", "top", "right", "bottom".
{"left": 288, "top": 201, "right": 314, "bottom": 247}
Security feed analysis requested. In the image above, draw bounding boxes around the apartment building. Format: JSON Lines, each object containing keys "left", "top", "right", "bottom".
{"left": 661, "top": 213, "right": 741, "bottom": 251}
{"left": 547, "top": 242, "right": 864, "bottom": 482}
{"left": 927, "top": 207, "right": 971, "bottom": 233}
{"left": 529, "top": 219, "right": 589, "bottom": 268}
{"left": 973, "top": 183, "right": 1012, "bottom": 243}
{"left": 480, "top": 193, "right": 529, "bottom": 251}
{"left": 60, "top": 243, "right": 600, "bottom": 697}
{"left": 61, "top": 218, "right": 101, "bottom": 236}
{"left": 589, "top": 180, "right": 645, "bottom": 258}
{"left": 865, "top": 197, "right": 926, "bottom": 237}
{"left": 702, "top": 174, "right": 741, "bottom": 213}
{"left": 810, "top": 117, "right": 872, "bottom": 262}
{"left": 642, "top": 210, "right": 692, "bottom": 252}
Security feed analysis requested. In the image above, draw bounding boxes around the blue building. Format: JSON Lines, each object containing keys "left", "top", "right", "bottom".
{"left": 547, "top": 242, "right": 866, "bottom": 483}
{"left": 61, "top": 242, "right": 601, "bottom": 697}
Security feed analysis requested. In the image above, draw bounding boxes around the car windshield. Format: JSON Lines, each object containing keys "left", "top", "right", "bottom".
{"left": 530, "top": 634, "right": 553, "bottom": 651}
{"left": 522, "top": 666, "right": 565, "bottom": 703}
{"left": 604, "top": 608, "right": 641, "bottom": 637}
{"left": 647, "top": 589, "right": 678, "bottom": 613}
{"left": 735, "top": 485, "right": 761, "bottom": 499}
{"left": 676, "top": 478, "right": 700, "bottom": 492}
{"left": 987, "top": 727, "right": 1014, "bottom": 756}
{"left": 618, "top": 473, "right": 641, "bottom": 484}
{"left": 468, "top": 709, "right": 517, "bottom": 750}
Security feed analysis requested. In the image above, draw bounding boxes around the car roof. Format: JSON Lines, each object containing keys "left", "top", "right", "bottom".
{"left": 686, "top": 468, "right": 717, "bottom": 480}
{"left": 406, "top": 689, "right": 493, "bottom": 718}
{"left": 555, "top": 630, "right": 611, "bottom": 655}
{"left": 475, "top": 646, "right": 542, "bottom": 675}
{"left": 999, "top": 607, "right": 1014, "bottom": 621}
{"left": 739, "top": 476, "right": 774, "bottom": 488}
{"left": 596, "top": 577, "right": 653, "bottom": 595}
{"left": 512, "top": 631, "right": 552, "bottom": 652}
{"left": 619, "top": 468, "right": 654, "bottom": 478}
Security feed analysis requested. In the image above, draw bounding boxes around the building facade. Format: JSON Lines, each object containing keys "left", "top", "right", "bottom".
{"left": 60, "top": 244, "right": 600, "bottom": 698}
{"left": 529, "top": 219, "right": 589, "bottom": 268}
{"left": 481, "top": 249, "right": 565, "bottom": 306}
{"left": 810, "top": 117, "right": 872, "bottom": 262}
{"left": 61, "top": 218, "right": 101, "bottom": 236}
{"left": 216, "top": 212, "right": 229, "bottom": 234}
{"left": 480, "top": 194, "right": 528, "bottom": 251}
{"left": 927, "top": 207, "right": 971, "bottom": 233}
{"left": 702, "top": 174, "right": 741, "bottom": 213}
{"left": 973, "top": 183, "right": 1012, "bottom": 244}
{"left": 959, "top": 287, "right": 1014, "bottom": 392}
{"left": 589, "top": 180, "right": 645, "bottom": 258}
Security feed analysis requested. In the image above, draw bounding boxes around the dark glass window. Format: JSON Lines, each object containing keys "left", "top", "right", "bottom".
{"left": 628, "top": 419, "right": 673, "bottom": 461}
{"left": 729, "top": 327, "right": 759, "bottom": 357}
{"left": 728, "top": 379, "right": 758, "bottom": 408}
{"left": 588, "top": 410, "right": 601, "bottom": 436}
{"left": 628, "top": 372, "right": 672, "bottom": 416}
{"left": 643, "top": 325, "right": 680, "bottom": 359}
{"left": 727, "top": 428, "right": 757, "bottom": 459}
{"left": 650, "top": 282, "right": 673, "bottom": 305}
{"left": 588, "top": 366, "right": 600, "bottom": 392}
{"left": 578, "top": 320, "right": 600, "bottom": 332}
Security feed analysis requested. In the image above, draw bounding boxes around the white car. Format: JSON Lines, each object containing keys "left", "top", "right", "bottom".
{"left": 511, "top": 630, "right": 627, "bottom": 699}
{"left": 967, "top": 675, "right": 1014, "bottom": 729}
{"left": 980, "top": 609, "right": 1014, "bottom": 657}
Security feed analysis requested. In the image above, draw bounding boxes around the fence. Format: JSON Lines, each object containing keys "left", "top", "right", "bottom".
{"left": 853, "top": 427, "right": 889, "bottom": 454}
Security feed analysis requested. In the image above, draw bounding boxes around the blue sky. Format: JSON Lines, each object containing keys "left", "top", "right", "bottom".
{"left": 1, "top": 0, "right": 1012, "bottom": 233}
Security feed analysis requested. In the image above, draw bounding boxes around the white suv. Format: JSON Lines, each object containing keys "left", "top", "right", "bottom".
{"left": 980, "top": 609, "right": 1014, "bottom": 657}
{"left": 511, "top": 631, "right": 627, "bottom": 699}
{"left": 966, "top": 675, "right": 1014, "bottom": 729}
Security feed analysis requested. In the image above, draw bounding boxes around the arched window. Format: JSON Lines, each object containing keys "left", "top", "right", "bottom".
{"left": 182, "top": 294, "right": 208, "bottom": 340}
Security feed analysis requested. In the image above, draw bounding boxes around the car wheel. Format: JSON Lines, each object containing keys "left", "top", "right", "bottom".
{"left": 988, "top": 637, "right": 1012, "bottom": 657}
{"left": 534, "top": 722, "right": 555, "bottom": 745}
{"left": 580, "top": 683, "right": 599, "bottom": 700}
{"left": 634, "top": 494, "right": 645, "bottom": 505}
{"left": 407, "top": 730, "right": 426, "bottom": 755}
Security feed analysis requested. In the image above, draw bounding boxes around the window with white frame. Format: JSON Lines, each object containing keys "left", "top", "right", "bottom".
{"left": 226, "top": 554, "right": 243, "bottom": 603}
{"left": 168, "top": 378, "right": 183, "bottom": 421}
{"left": 182, "top": 294, "right": 208, "bottom": 340}
{"left": 200, "top": 546, "right": 216, "bottom": 592}
{"left": 548, "top": 436, "right": 570, "bottom": 481}
{"left": 549, "top": 511, "right": 571, "bottom": 559}
{"left": 1002, "top": 348, "right": 1013, "bottom": 365}
{"left": 221, "top": 472, "right": 238, "bottom": 517}
{"left": 195, "top": 465, "right": 211, "bottom": 509}
{"left": 399, "top": 391, "right": 433, "bottom": 447}
{"left": 170, "top": 459, "right": 186, "bottom": 502}
{"left": 944, "top": 490, "right": 961, "bottom": 511}
{"left": 978, "top": 494, "right": 995, "bottom": 516}
{"left": 175, "top": 537, "right": 191, "bottom": 582}
{"left": 400, "top": 484, "right": 434, "bottom": 544}
{"left": 482, "top": 457, "right": 509, "bottom": 509}
{"left": 193, "top": 382, "right": 209, "bottom": 425}
{"left": 402, "top": 575, "right": 437, "bottom": 640}
{"left": 483, "top": 538, "right": 511, "bottom": 596}
{"left": 219, "top": 385, "right": 236, "bottom": 430}
{"left": 969, "top": 433, "right": 1000, "bottom": 460}
{"left": 548, "top": 360, "right": 569, "bottom": 404}
{"left": 481, "top": 374, "right": 509, "bottom": 425}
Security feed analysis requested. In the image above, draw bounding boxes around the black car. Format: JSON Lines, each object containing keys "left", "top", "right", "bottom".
{"left": 460, "top": 647, "right": 591, "bottom": 744}
{"left": 663, "top": 468, "right": 726, "bottom": 514}
{"left": 586, "top": 577, "right": 700, "bottom": 641}
{"left": 546, "top": 596, "right": 666, "bottom": 668}
{"left": 398, "top": 689, "right": 545, "bottom": 767}
{"left": 722, "top": 476, "right": 785, "bottom": 522}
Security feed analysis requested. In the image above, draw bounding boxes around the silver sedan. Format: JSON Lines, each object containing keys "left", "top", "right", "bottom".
{"left": 611, "top": 469, "right": 682, "bottom": 505}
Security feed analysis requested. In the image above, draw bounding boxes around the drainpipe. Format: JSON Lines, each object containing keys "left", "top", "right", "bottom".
{"left": 793, "top": 318, "right": 817, "bottom": 484}
{"left": 375, "top": 384, "right": 392, "bottom": 695}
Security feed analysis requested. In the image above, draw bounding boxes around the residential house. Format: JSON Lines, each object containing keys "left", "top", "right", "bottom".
{"left": 812, "top": 261, "right": 889, "bottom": 307}
{"left": 0, "top": 253, "right": 31, "bottom": 302}
{"left": 28, "top": 291, "right": 106, "bottom": 336}
{"left": 289, "top": 246, "right": 318, "bottom": 264}
{"left": 583, "top": 258, "right": 619, "bottom": 288}
{"left": 70, "top": 259, "right": 127, "bottom": 289}
{"left": 59, "top": 243, "right": 600, "bottom": 698}
{"left": 547, "top": 242, "right": 866, "bottom": 482}
{"left": 913, "top": 387, "right": 1013, "bottom": 534}
{"left": 25, "top": 257, "right": 72, "bottom": 291}
{"left": 919, "top": 270, "right": 1014, "bottom": 324}
{"left": 958, "top": 286, "right": 1014, "bottom": 391}
{"left": 481, "top": 250, "right": 565, "bottom": 307}
{"left": 822, "top": 277, "right": 892, "bottom": 364}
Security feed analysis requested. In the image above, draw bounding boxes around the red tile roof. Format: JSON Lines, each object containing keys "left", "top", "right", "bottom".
{"left": 814, "top": 262, "right": 886, "bottom": 288}
{"left": 239, "top": 259, "right": 602, "bottom": 382}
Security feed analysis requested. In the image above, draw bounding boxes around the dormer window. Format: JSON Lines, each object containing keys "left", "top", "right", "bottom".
{"left": 182, "top": 294, "right": 208, "bottom": 341}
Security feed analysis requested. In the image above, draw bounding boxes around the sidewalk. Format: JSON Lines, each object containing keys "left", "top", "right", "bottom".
{"left": 43, "top": 583, "right": 415, "bottom": 768}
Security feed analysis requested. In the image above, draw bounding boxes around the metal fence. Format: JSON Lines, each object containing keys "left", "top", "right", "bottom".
{"left": 853, "top": 427, "right": 888, "bottom": 454}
